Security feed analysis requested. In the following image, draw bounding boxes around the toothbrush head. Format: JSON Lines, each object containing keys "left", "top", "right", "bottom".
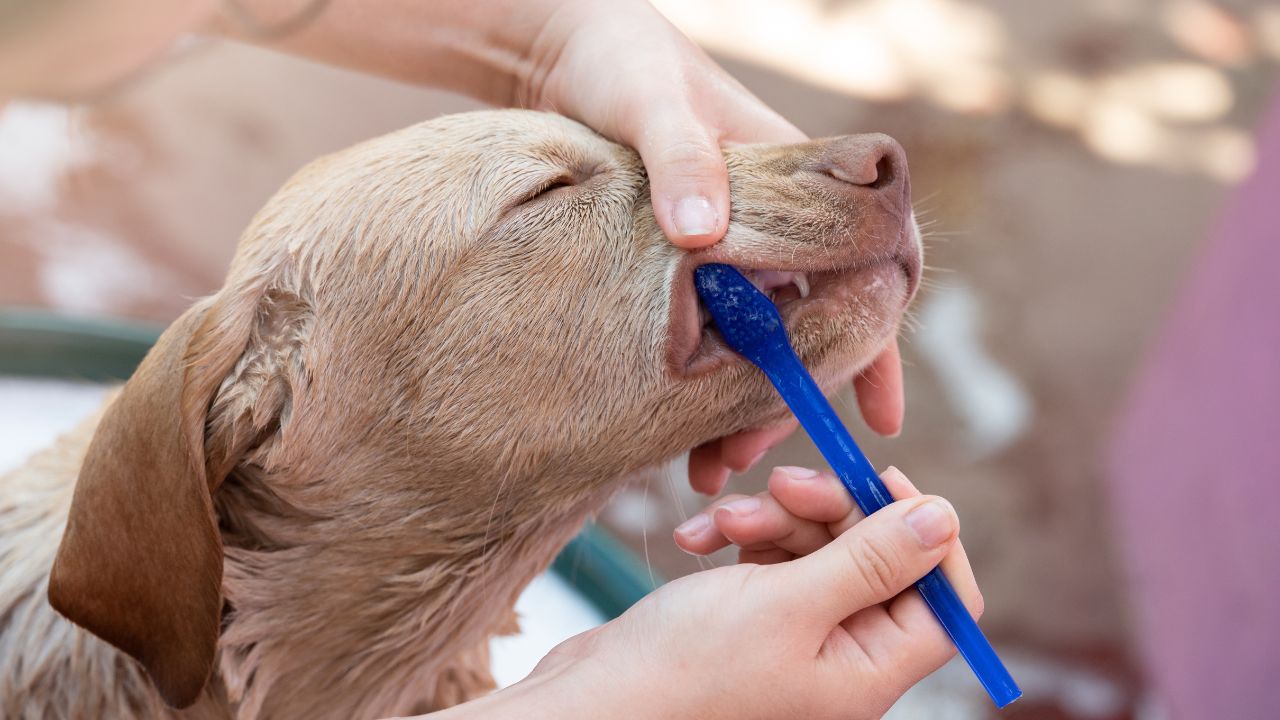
{"left": 693, "top": 263, "right": 792, "bottom": 365}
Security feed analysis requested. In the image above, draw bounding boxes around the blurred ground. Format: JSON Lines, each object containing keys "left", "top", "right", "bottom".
{"left": 2, "top": 1, "right": 1276, "bottom": 717}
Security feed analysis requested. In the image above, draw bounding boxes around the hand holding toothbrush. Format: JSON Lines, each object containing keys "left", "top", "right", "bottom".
{"left": 424, "top": 465, "right": 980, "bottom": 720}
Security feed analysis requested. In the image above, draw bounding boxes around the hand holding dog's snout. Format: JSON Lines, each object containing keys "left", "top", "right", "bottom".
{"left": 525, "top": 0, "right": 806, "bottom": 250}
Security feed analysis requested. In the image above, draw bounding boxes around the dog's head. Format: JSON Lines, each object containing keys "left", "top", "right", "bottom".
{"left": 48, "top": 110, "right": 920, "bottom": 707}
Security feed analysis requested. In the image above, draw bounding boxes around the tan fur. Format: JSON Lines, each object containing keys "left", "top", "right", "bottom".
{"left": 0, "top": 110, "right": 919, "bottom": 719}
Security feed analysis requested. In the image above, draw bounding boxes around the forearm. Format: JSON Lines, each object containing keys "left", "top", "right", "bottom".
{"left": 210, "top": 0, "right": 574, "bottom": 106}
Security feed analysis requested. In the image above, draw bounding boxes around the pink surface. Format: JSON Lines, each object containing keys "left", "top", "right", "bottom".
{"left": 1109, "top": 93, "right": 1280, "bottom": 718}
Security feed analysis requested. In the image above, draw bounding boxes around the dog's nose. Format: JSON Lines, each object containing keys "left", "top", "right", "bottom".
{"left": 809, "top": 134, "right": 909, "bottom": 211}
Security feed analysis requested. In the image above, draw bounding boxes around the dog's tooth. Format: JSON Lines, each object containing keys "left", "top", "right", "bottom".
{"left": 793, "top": 273, "right": 810, "bottom": 299}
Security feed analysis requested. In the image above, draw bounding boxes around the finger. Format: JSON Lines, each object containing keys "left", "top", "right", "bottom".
{"left": 712, "top": 493, "right": 835, "bottom": 556}
{"left": 870, "top": 466, "right": 977, "bottom": 617}
{"left": 828, "top": 465, "right": 920, "bottom": 537}
{"left": 874, "top": 532, "right": 983, "bottom": 681}
{"left": 771, "top": 496, "right": 959, "bottom": 628}
{"left": 854, "top": 339, "right": 905, "bottom": 437}
{"left": 714, "top": 99, "right": 807, "bottom": 146}
{"left": 766, "top": 466, "right": 856, "bottom": 525}
{"left": 882, "top": 470, "right": 980, "bottom": 624}
{"left": 888, "top": 537, "right": 981, "bottom": 630}
{"left": 672, "top": 493, "right": 752, "bottom": 555}
{"left": 630, "top": 105, "right": 730, "bottom": 249}
{"left": 832, "top": 465, "right": 978, "bottom": 641}
{"left": 688, "top": 441, "right": 730, "bottom": 496}
{"left": 718, "top": 109, "right": 807, "bottom": 146}
{"left": 717, "top": 418, "right": 798, "bottom": 473}
{"left": 699, "top": 67, "right": 808, "bottom": 146}
{"left": 879, "top": 466, "right": 920, "bottom": 500}
{"left": 766, "top": 465, "right": 920, "bottom": 540}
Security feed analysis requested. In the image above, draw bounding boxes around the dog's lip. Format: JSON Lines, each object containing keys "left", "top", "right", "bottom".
{"left": 665, "top": 240, "right": 921, "bottom": 378}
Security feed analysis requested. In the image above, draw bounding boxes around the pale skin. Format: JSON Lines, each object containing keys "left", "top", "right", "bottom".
{"left": 1, "top": 1, "right": 961, "bottom": 716}
{"left": 425, "top": 467, "right": 981, "bottom": 720}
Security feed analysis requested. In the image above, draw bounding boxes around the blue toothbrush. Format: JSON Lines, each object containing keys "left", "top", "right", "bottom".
{"left": 694, "top": 263, "right": 1021, "bottom": 709}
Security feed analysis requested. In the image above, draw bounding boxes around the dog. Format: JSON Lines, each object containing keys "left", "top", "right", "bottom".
{"left": 0, "top": 109, "right": 921, "bottom": 719}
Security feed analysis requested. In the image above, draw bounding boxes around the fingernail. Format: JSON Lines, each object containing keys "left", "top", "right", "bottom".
{"left": 744, "top": 448, "right": 768, "bottom": 471}
{"left": 778, "top": 466, "right": 820, "bottom": 480}
{"left": 904, "top": 499, "right": 956, "bottom": 548}
{"left": 719, "top": 496, "right": 762, "bottom": 517}
{"left": 673, "top": 195, "right": 718, "bottom": 236}
{"left": 675, "top": 513, "right": 712, "bottom": 539}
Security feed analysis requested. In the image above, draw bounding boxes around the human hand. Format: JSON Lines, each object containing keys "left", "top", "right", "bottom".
{"left": 520, "top": 0, "right": 804, "bottom": 248}
{"left": 497, "top": 466, "right": 981, "bottom": 720}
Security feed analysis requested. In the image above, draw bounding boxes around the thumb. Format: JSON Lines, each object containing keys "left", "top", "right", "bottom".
{"left": 633, "top": 110, "right": 729, "bottom": 249}
{"left": 771, "top": 496, "right": 959, "bottom": 627}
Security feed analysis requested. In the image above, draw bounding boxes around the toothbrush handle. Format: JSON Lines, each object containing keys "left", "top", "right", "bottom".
{"left": 761, "top": 348, "right": 1022, "bottom": 709}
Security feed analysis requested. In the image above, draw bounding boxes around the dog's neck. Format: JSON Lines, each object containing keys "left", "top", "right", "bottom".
{"left": 212, "top": 460, "right": 625, "bottom": 719}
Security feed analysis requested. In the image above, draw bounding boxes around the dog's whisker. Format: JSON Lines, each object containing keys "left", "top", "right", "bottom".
{"left": 641, "top": 475, "right": 658, "bottom": 590}
{"left": 913, "top": 189, "right": 941, "bottom": 207}
{"left": 663, "top": 462, "right": 715, "bottom": 572}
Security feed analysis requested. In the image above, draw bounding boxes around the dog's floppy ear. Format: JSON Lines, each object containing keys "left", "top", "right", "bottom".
{"left": 48, "top": 296, "right": 253, "bottom": 708}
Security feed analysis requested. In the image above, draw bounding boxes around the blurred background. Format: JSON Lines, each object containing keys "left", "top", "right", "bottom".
{"left": 2, "top": 0, "right": 1278, "bottom": 718}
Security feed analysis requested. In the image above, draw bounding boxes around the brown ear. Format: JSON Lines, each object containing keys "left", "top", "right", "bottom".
{"left": 48, "top": 300, "right": 250, "bottom": 708}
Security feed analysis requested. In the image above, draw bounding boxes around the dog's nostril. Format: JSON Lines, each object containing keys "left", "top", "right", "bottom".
{"left": 818, "top": 134, "right": 906, "bottom": 193}
{"left": 826, "top": 154, "right": 895, "bottom": 189}
{"left": 867, "top": 155, "right": 895, "bottom": 190}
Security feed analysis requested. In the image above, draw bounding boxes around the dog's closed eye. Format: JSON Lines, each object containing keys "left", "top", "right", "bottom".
{"left": 524, "top": 175, "right": 577, "bottom": 203}
{"left": 520, "top": 161, "right": 616, "bottom": 206}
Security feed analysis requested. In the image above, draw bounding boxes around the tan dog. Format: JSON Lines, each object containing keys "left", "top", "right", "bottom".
{"left": 0, "top": 110, "right": 921, "bottom": 719}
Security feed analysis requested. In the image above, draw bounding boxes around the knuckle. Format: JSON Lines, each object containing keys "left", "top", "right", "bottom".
{"left": 663, "top": 136, "right": 721, "bottom": 161}
{"left": 651, "top": 137, "right": 725, "bottom": 176}
{"left": 849, "top": 535, "right": 901, "bottom": 597}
